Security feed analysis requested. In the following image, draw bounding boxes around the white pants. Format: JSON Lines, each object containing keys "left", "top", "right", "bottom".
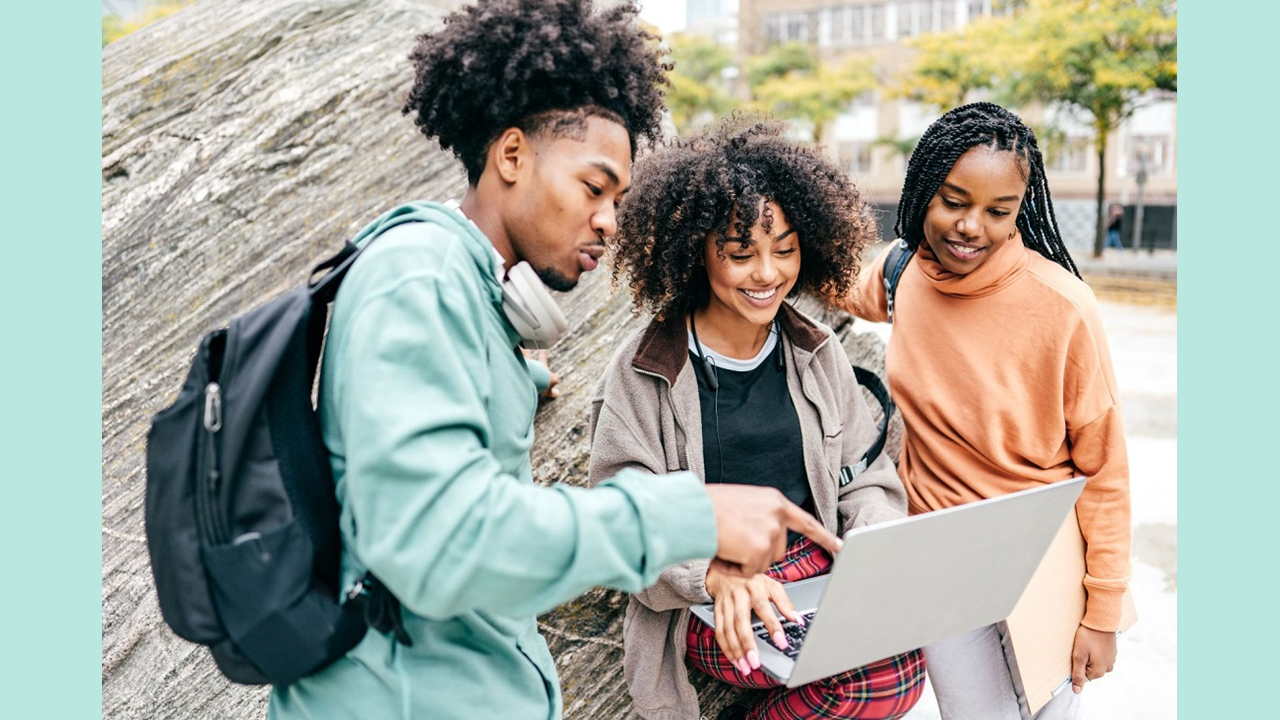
{"left": 924, "top": 622, "right": 1082, "bottom": 720}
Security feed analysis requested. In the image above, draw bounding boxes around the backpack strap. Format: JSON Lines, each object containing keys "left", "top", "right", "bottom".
{"left": 837, "top": 240, "right": 911, "bottom": 485}
{"left": 840, "top": 365, "right": 896, "bottom": 486}
{"left": 883, "top": 239, "right": 914, "bottom": 324}
{"left": 309, "top": 241, "right": 363, "bottom": 304}
{"left": 305, "top": 237, "right": 417, "bottom": 648}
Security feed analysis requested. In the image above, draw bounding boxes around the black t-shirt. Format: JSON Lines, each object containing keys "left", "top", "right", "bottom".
{"left": 693, "top": 343, "right": 812, "bottom": 534}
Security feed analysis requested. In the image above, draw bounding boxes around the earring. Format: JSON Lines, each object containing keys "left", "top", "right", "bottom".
{"left": 1007, "top": 231, "right": 1014, "bottom": 240}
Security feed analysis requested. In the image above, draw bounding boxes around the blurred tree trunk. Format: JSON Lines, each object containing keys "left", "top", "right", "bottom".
{"left": 101, "top": 2, "right": 896, "bottom": 717}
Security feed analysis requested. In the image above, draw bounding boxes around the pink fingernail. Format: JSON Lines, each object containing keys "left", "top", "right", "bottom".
{"left": 747, "top": 650, "right": 761, "bottom": 669}
{"left": 796, "top": 616, "right": 806, "bottom": 627}
{"left": 772, "top": 631, "right": 789, "bottom": 650}
{"left": 737, "top": 658, "right": 751, "bottom": 675}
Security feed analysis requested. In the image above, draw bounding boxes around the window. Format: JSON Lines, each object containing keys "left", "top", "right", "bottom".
{"left": 786, "top": 13, "right": 810, "bottom": 44}
{"left": 1125, "top": 135, "right": 1172, "bottom": 177}
{"left": 898, "top": 1, "right": 938, "bottom": 38}
{"left": 764, "top": 13, "right": 810, "bottom": 46}
{"left": 764, "top": 14, "right": 783, "bottom": 46}
{"left": 765, "top": 4, "right": 901, "bottom": 47}
{"left": 871, "top": 4, "right": 887, "bottom": 41}
{"left": 939, "top": 1, "right": 956, "bottom": 31}
{"left": 847, "top": 5, "right": 867, "bottom": 44}
{"left": 1047, "top": 137, "right": 1090, "bottom": 174}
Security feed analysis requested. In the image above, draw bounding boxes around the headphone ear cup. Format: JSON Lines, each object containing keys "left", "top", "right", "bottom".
{"left": 701, "top": 357, "right": 719, "bottom": 391}
{"left": 502, "top": 261, "right": 569, "bottom": 349}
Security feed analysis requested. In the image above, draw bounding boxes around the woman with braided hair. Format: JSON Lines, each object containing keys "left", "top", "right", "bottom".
{"left": 590, "top": 116, "right": 925, "bottom": 720}
{"left": 841, "top": 102, "right": 1131, "bottom": 719}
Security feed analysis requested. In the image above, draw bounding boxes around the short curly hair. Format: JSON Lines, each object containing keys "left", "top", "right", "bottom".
{"left": 612, "top": 116, "right": 878, "bottom": 320}
{"left": 403, "top": 0, "right": 670, "bottom": 185}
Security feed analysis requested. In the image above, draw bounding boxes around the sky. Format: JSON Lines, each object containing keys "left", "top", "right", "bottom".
{"left": 637, "top": 0, "right": 687, "bottom": 34}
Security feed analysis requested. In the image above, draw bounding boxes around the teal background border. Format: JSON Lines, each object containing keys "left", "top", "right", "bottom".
{"left": 1182, "top": 2, "right": 1260, "bottom": 717}
{"left": 3, "top": 4, "right": 101, "bottom": 716}
{"left": 0, "top": 1, "right": 1216, "bottom": 717}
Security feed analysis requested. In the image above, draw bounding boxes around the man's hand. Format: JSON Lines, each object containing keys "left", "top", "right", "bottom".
{"left": 704, "top": 485, "right": 841, "bottom": 577}
{"left": 521, "top": 348, "right": 560, "bottom": 400}
{"left": 1070, "top": 625, "right": 1118, "bottom": 694}
{"left": 705, "top": 564, "right": 804, "bottom": 676}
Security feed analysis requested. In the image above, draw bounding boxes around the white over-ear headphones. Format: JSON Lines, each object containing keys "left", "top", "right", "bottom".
{"left": 501, "top": 260, "right": 568, "bottom": 350}
{"left": 443, "top": 200, "right": 569, "bottom": 349}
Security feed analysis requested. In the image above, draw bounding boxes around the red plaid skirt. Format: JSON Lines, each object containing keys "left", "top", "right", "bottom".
{"left": 686, "top": 537, "right": 926, "bottom": 719}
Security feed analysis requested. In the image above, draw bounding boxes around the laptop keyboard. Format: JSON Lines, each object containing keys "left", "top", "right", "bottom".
{"left": 754, "top": 611, "right": 816, "bottom": 659}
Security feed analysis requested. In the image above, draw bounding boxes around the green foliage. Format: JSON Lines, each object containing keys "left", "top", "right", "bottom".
{"left": 103, "top": 15, "right": 126, "bottom": 48}
{"left": 103, "top": 1, "right": 196, "bottom": 47}
{"left": 744, "top": 42, "right": 819, "bottom": 88}
{"left": 894, "top": 0, "right": 1176, "bottom": 256}
{"left": 895, "top": 17, "right": 1005, "bottom": 109}
{"left": 666, "top": 33, "right": 736, "bottom": 131}
{"left": 1002, "top": 0, "right": 1177, "bottom": 255}
{"left": 873, "top": 134, "right": 920, "bottom": 161}
{"left": 749, "top": 57, "right": 877, "bottom": 143}
{"left": 1002, "top": 0, "right": 1177, "bottom": 130}
{"left": 670, "top": 33, "right": 734, "bottom": 85}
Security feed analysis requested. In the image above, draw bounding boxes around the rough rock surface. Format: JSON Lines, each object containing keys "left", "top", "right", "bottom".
{"left": 101, "top": 2, "right": 896, "bottom": 717}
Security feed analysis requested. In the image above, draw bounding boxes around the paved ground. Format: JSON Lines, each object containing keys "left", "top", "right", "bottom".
{"left": 1075, "top": 248, "right": 1178, "bottom": 282}
{"left": 853, "top": 259, "right": 1178, "bottom": 719}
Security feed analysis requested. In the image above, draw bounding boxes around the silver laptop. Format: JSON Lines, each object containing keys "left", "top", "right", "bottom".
{"left": 691, "top": 477, "right": 1086, "bottom": 688}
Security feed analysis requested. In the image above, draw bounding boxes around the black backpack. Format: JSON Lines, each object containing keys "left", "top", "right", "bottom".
{"left": 145, "top": 240, "right": 406, "bottom": 686}
{"left": 882, "top": 239, "right": 915, "bottom": 324}
{"left": 837, "top": 239, "right": 914, "bottom": 487}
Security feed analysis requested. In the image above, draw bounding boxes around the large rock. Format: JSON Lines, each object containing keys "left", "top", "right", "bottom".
{"left": 101, "top": 1, "right": 896, "bottom": 717}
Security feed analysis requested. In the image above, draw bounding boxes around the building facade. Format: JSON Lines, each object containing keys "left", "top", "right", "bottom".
{"left": 685, "top": 0, "right": 1177, "bottom": 249}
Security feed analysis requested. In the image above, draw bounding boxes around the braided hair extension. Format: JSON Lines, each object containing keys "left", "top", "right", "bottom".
{"left": 402, "top": 0, "right": 671, "bottom": 185}
{"left": 895, "top": 102, "right": 1080, "bottom": 278}
{"left": 613, "top": 115, "right": 878, "bottom": 320}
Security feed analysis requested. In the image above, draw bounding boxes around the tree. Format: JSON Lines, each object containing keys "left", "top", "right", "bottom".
{"left": 744, "top": 41, "right": 819, "bottom": 88}
{"left": 665, "top": 33, "right": 736, "bottom": 132}
{"left": 746, "top": 43, "right": 877, "bottom": 146}
{"left": 1001, "top": 0, "right": 1177, "bottom": 257}
{"left": 895, "top": 17, "right": 1005, "bottom": 109}
{"left": 103, "top": 1, "right": 196, "bottom": 47}
{"left": 892, "top": 0, "right": 1176, "bottom": 258}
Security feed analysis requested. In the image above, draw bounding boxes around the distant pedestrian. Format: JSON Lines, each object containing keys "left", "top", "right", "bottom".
{"left": 1106, "top": 203, "right": 1124, "bottom": 249}
{"left": 841, "top": 102, "right": 1133, "bottom": 720}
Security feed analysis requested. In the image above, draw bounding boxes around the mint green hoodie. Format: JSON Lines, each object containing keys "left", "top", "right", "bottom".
{"left": 268, "top": 203, "right": 717, "bottom": 719}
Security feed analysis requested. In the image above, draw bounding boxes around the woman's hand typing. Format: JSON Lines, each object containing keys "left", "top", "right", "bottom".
{"left": 704, "top": 562, "right": 806, "bottom": 675}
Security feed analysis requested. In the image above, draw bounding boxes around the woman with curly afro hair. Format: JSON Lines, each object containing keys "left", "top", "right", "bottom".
{"left": 270, "top": 5, "right": 842, "bottom": 720}
{"left": 587, "top": 117, "right": 925, "bottom": 720}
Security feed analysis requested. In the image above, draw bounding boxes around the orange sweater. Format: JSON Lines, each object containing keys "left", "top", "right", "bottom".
{"left": 845, "top": 236, "right": 1131, "bottom": 632}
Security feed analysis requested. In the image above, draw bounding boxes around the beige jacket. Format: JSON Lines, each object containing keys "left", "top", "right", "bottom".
{"left": 587, "top": 304, "right": 908, "bottom": 720}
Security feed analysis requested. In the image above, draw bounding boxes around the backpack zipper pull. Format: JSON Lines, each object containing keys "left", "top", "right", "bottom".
{"left": 204, "top": 382, "right": 223, "bottom": 490}
{"left": 204, "top": 382, "right": 223, "bottom": 432}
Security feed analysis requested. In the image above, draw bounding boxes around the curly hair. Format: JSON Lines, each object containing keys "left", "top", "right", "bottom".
{"left": 897, "top": 102, "right": 1079, "bottom": 277}
{"left": 402, "top": 0, "right": 671, "bottom": 185}
{"left": 612, "top": 116, "right": 878, "bottom": 320}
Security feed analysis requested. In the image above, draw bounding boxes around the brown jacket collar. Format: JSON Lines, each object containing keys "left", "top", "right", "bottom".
{"left": 631, "top": 303, "right": 829, "bottom": 384}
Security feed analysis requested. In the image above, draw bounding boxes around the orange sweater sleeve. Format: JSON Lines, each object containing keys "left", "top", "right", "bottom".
{"left": 843, "top": 243, "right": 892, "bottom": 323}
{"left": 1059, "top": 286, "right": 1132, "bottom": 632}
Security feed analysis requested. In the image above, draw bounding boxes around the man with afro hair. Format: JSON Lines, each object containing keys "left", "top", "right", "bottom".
{"left": 268, "top": 2, "right": 839, "bottom": 718}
